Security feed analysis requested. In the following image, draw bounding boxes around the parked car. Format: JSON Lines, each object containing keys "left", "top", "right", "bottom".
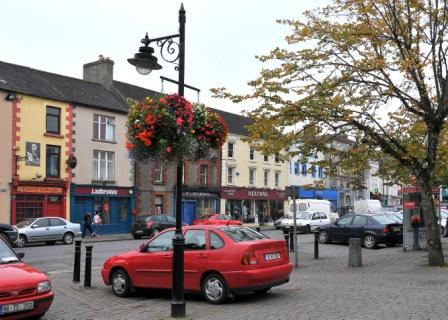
{"left": 318, "top": 214, "right": 403, "bottom": 249}
{"left": 0, "top": 223, "right": 18, "bottom": 245}
{"left": 0, "top": 236, "right": 54, "bottom": 319}
{"left": 131, "top": 214, "right": 178, "bottom": 239}
{"left": 192, "top": 214, "right": 242, "bottom": 226}
{"left": 15, "top": 217, "right": 82, "bottom": 247}
{"left": 102, "top": 225, "right": 292, "bottom": 304}
{"left": 281, "top": 211, "right": 331, "bottom": 234}
{"left": 274, "top": 217, "right": 287, "bottom": 229}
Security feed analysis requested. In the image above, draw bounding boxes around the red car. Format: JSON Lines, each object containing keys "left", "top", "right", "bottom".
{"left": 0, "top": 238, "right": 54, "bottom": 319}
{"left": 192, "top": 213, "right": 242, "bottom": 226}
{"left": 102, "top": 225, "right": 292, "bottom": 304}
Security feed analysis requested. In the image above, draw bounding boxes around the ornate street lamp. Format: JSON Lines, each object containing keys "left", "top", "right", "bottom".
{"left": 128, "top": 3, "right": 186, "bottom": 317}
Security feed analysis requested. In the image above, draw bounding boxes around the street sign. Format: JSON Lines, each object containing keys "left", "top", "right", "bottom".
{"left": 400, "top": 187, "right": 440, "bottom": 193}
{"left": 403, "top": 201, "right": 416, "bottom": 209}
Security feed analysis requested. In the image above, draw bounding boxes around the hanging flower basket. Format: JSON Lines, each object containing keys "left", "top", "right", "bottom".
{"left": 126, "top": 94, "right": 228, "bottom": 162}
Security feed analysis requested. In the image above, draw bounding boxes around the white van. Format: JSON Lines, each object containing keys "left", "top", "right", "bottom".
{"left": 287, "top": 199, "right": 339, "bottom": 223}
{"left": 354, "top": 199, "right": 382, "bottom": 214}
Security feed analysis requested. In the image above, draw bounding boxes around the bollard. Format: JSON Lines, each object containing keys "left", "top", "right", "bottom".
{"left": 314, "top": 231, "right": 319, "bottom": 259}
{"left": 284, "top": 232, "right": 290, "bottom": 251}
{"left": 289, "top": 228, "right": 294, "bottom": 252}
{"left": 72, "top": 240, "right": 82, "bottom": 282}
{"left": 413, "top": 227, "right": 420, "bottom": 250}
{"left": 348, "top": 238, "right": 362, "bottom": 267}
{"left": 84, "top": 245, "right": 93, "bottom": 288}
{"left": 256, "top": 227, "right": 261, "bottom": 233}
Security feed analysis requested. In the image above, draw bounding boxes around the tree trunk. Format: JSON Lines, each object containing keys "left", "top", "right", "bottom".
{"left": 420, "top": 177, "right": 445, "bottom": 266}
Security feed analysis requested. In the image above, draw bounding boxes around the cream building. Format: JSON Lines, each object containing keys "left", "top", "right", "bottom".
{"left": 0, "top": 92, "right": 12, "bottom": 223}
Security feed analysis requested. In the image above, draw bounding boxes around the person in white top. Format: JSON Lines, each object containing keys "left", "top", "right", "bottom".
{"left": 92, "top": 212, "right": 102, "bottom": 237}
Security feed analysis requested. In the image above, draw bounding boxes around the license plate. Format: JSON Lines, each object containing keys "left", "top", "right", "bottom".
{"left": 135, "top": 230, "right": 143, "bottom": 234}
{"left": 264, "top": 253, "right": 280, "bottom": 261}
{"left": 393, "top": 226, "right": 402, "bottom": 232}
{"left": 0, "top": 301, "right": 34, "bottom": 315}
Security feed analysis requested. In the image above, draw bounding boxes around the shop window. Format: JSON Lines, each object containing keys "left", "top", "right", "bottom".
{"left": 154, "top": 161, "right": 163, "bottom": 183}
{"left": 94, "top": 197, "right": 110, "bottom": 224}
{"left": 227, "top": 142, "right": 235, "bottom": 158}
{"left": 93, "top": 150, "right": 115, "bottom": 181}
{"left": 275, "top": 171, "right": 280, "bottom": 187}
{"left": 264, "top": 170, "right": 269, "bottom": 187}
{"left": 118, "top": 198, "right": 128, "bottom": 222}
{"left": 249, "top": 146, "right": 255, "bottom": 161}
{"left": 155, "top": 196, "right": 163, "bottom": 214}
{"left": 200, "top": 164, "right": 208, "bottom": 187}
{"left": 48, "top": 195, "right": 61, "bottom": 202}
{"left": 46, "top": 145, "right": 61, "bottom": 178}
{"left": 93, "top": 114, "right": 115, "bottom": 142}
{"left": 15, "top": 195, "right": 44, "bottom": 222}
{"left": 46, "top": 106, "right": 60, "bottom": 134}
{"left": 249, "top": 168, "right": 256, "bottom": 186}
{"left": 227, "top": 167, "right": 235, "bottom": 184}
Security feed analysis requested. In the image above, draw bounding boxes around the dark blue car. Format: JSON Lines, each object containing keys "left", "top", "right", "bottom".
{"left": 318, "top": 214, "right": 403, "bottom": 249}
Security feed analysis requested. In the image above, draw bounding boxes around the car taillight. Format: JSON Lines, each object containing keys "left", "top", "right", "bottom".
{"left": 146, "top": 221, "right": 155, "bottom": 228}
{"left": 241, "top": 251, "right": 258, "bottom": 265}
{"left": 383, "top": 226, "right": 392, "bottom": 234}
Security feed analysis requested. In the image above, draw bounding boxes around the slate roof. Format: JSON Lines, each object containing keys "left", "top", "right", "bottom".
{"left": 0, "top": 60, "right": 252, "bottom": 135}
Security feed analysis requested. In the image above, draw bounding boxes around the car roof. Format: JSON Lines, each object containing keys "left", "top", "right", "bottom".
{"left": 165, "top": 224, "right": 247, "bottom": 231}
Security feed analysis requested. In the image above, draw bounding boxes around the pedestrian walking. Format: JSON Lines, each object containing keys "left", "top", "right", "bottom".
{"left": 82, "top": 212, "right": 93, "bottom": 238}
{"left": 92, "top": 211, "right": 102, "bottom": 238}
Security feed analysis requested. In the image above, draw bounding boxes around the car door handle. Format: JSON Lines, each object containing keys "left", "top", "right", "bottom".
{"left": 46, "top": 228, "right": 50, "bottom": 230}
{"left": 196, "top": 254, "right": 207, "bottom": 259}
{"left": 162, "top": 255, "right": 171, "bottom": 259}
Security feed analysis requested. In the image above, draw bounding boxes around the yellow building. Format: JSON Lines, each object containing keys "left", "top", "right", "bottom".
{"left": 11, "top": 94, "right": 72, "bottom": 223}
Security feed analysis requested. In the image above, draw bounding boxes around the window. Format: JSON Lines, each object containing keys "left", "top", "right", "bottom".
{"left": 275, "top": 171, "right": 280, "bottom": 187}
{"left": 93, "top": 150, "right": 115, "bottom": 180}
{"left": 264, "top": 155, "right": 269, "bottom": 162}
{"left": 46, "top": 106, "right": 60, "bottom": 134}
{"left": 219, "top": 226, "right": 268, "bottom": 242}
{"left": 46, "top": 145, "right": 60, "bottom": 178}
{"left": 319, "top": 212, "right": 328, "bottom": 220}
{"left": 184, "top": 230, "right": 206, "bottom": 250}
{"left": 337, "top": 216, "right": 353, "bottom": 225}
{"left": 353, "top": 215, "right": 368, "bottom": 225}
{"left": 146, "top": 231, "right": 175, "bottom": 252}
{"left": 249, "top": 168, "right": 256, "bottom": 185}
{"left": 155, "top": 196, "right": 163, "bottom": 214}
{"left": 34, "top": 218, "right": 50, "bottom": 228}
{"left": 227, "top": 142, "right": 234, "bottom": 158}
{"left": 50, "top": 218, "right": 66, "bottom": 226}
{"left": 209, "top": 231, "right": 225, "bottom": 250}
{"left": 312, "top": 165, "right": 317, "bottom": 178}
{"left": 318, "top": 166, "right": 324, "bottom": 178}
{"left": 294, "top": 162, "right": 300, "bottom": 175}
{"left": 227, "top": 167, "right": 235, "bottom": 184}
{"left": 275, "top": 153, "right": 280, "bottom": 163}
{"left": 154, "top": 161, "right": 163, "bottom": 183}
{"left": 301, "top": 163, "right": 307, "bottom": 176}
{"left": 93, "top": 114, "right": 115, "bottom": 142}
{"left": 200, "top": 164, "right": 208, "bottom": 187}
{"left": 264, "top": 170, "right": 269, "bottom": 187}
{"left": 249, "top": 146, "right": 255, "bottom": 160}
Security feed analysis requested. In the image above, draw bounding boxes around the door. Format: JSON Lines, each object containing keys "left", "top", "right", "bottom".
{"left": 183, "top": 229, "right": 208, "bottom": 290}
{"left": 182, "top": 201, "right": 196, "bottom": 225}
{"left": 331, "top": 215, "right": 353, "bottom": 241}
{"left": 347, "top": 215, "right": 368, "bottom": 239}
{"left": 310, "top": 212, "right": 321, "bottom": 230}
{"left": 47, "top": 196, "right": 63, "bottom": 217}
{"left": 49, "top": 218, "right": 68, "bottom": 240}
{"left": 318, "top": 212, "right": 331, "bottom": 227}
{"left": 27, "top": 218, "right": 52, "bottom": 242}
{"left": 131, "top": 230, "right": 174, "bottom": 288}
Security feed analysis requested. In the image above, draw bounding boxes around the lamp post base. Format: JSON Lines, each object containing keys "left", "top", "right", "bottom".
{"left": 171, "top": 300, "right": 186, "bottom": 318}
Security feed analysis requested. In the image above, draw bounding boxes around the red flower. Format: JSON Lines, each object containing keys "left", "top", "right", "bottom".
{"left": 125, "top": 141, "right": 135, "bottom": 150}
{"left": 176, "top": 117, "right": 183, "bottom": 126}
{"left": 143, "top": 139, "right": 152, "bottom": 146}
{"left": 166, "top": 146, "right": 172, "bottom": 153}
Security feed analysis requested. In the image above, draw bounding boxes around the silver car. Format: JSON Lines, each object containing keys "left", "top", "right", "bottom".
{"left": 15, "top": 217, "right": 82, "bottom": 247}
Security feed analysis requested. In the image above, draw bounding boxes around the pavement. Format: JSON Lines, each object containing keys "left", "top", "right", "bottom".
{"left": 40, "top": 232, "right": 448, "bottom": 320}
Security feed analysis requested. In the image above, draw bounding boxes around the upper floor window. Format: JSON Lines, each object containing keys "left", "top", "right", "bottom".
{"left": 264, "top": 170, "right": 269, "bottom": 187}
{"left": 93, "top": 150, "right": 115, "bottom": 180}
{"left": 46, "top": 107, "right": 60, "bottom": 134}
{"left": 200, "top": 164, "right": 208, "bottom": 187}
{"left": 294, "top": 162, "right": 300, "bottom": 175}
{"left": 312, "top": 165, "right": 317, "bottom": 178}
{"left": 155, "top": 195, "right": 163, "bottom": 214}
{"left": 249, "top": 146, "right": 255, "bottom": 161}
{"left": 275, "top": 153, "right": 280, "bottom": 163}
{"left": 93, "top": 114, "right": 115, "bottom": 142}
{"left": 301, "top": 163, "right": 307, "bottom": 176}
{"left": 275, "top": 171, "right": 280, "bottom": 187}
{"left": 264, "top": 155, "right": 269, "bottom": 162}
{"left": 154, "top": 161, "right": 163, "bottom": 183}
{"left": 46, "top": 145, "right": 60, "bottom": 178}
{"left": 227, "top": 167, "right": 235, "bottom": 184}
{"left": 249, "top": 168, "right": 256, "bottom": 185}
{"left": 228, "top": 142, "right": 235, "bottom": 158}
{"left": 318, "top": 166, "right": 324, "bottom": 179}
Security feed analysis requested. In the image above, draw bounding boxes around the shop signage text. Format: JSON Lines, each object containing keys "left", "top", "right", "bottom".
{"left": 17, "top": 186, "right": 63, "bottom": 194}
{"left": 91, "top": 188, "right": 118, "bottom": 195}
{"left": 221, "top": 187, "right": 288, "bottom": 201}
{"left": 183, "top": 191, "right": 218, "bottom": 198}
{"left": 75, "top": 187, "right": 130, "bottom": 196}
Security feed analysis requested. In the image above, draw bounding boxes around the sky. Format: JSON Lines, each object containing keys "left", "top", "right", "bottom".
{"left": 0, "top": 0, "right": 325, "bottom": 114}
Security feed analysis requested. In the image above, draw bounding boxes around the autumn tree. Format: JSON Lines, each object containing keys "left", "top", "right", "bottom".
{"left": 213, "top": 0, "right": 448, "bottom": 266}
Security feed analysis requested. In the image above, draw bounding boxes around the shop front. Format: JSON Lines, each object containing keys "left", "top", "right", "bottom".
{"left": 11, "top": 181, "right": 68, "bottom": 224}
{"left": 181, "top": 189, "right": 220, "bottom": 225}
{"left": 70, "top": 184, "right": 134, "bottom": 234}
{"left": 297, "top": 187, "right": 339, "bottom": 212}
{"left": 221, "top": 187, "right": 288, "bottom": 224}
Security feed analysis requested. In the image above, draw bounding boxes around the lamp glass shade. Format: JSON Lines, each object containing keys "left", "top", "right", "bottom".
{"left": 136, "top": 66, "right": 152, "bottom": 75}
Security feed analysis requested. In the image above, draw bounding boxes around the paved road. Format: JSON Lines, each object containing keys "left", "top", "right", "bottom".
{"left": 15, "top": 231, "right": 448, "bottom": 320}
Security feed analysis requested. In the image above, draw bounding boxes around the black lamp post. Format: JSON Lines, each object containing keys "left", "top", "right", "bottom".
{"left": 128, "top": 3, "right": 186, "bottom": 318}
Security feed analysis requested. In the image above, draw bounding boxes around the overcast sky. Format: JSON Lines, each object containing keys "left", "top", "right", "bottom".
{"left": 1, "top": 0, "right": 325, "bottom": 113}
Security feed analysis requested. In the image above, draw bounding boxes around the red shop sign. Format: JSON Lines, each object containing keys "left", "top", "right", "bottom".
{"left": 403, "top": 201, "right": 416, "bottom": 209}
{"left": 221, "top": 187, "right": 288, "bottom": 201}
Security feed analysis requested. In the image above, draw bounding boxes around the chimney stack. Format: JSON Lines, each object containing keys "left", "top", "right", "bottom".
{"left": 83, "top": 55, "right": 114, "bottom": 89}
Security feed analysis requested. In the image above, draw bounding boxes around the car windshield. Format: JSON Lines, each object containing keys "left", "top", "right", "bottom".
{"left": 372, "top": 215, "right": 398, "bottom": 224}
{"left": 219, "top": 226, "right": 269, "bottom": 242}
{"left": 15, "top": 219, "right": 35, "bottom": 228}
{"left": 296, "top": 212, "right": 312, "bottom": 220}
{"left": 0, "top": 240, "right": 19, "bottom": 264}
{"left": 199, "top": 214, "right": 215, "bottom": 220}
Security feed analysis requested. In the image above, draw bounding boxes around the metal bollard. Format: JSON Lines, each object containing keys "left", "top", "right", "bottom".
{"left": 413, "top": 227, "right": 420, "bottom": 250}
{"left": 72, "top": 240, "right": 82, "bottom": 282}
{"left": 256, "top": 227, "right": 261, "bottom": 233}
{"left": 289, "top": 228, "right": 294, "bottom": 252}
{"left": 348, "top": 238, "right": 362, "bottom": 267}
{"left": 284, "top": 232, "right": 290, "bottom": 251}
{"left": 84, "top": 245, "right": 93, "bottom": 288}
{"left": 314, "top": 232, "right": 319, "bottom": 259}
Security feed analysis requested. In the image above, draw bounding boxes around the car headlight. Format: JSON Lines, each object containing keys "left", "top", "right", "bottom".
{"left": 37, "top": 281, "right": 51, "bottom": 293}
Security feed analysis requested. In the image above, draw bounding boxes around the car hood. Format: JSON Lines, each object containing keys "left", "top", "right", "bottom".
{"left": 0, "top": 262, "right": 49, "bottom": 290}
{"left": 104, "top": 250, "right": 139, "bottom": 265}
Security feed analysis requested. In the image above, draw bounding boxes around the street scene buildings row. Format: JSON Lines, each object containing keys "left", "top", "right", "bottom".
{"left": 0, "top": 57, "right": 401, "bottom": 233}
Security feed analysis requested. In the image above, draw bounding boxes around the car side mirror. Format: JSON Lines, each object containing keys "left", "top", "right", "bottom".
{"left": 17, "top": 252, "right": 25, "bottom": 259}
{"left": 139, "top": 243, "right": 147, "bottom": 253}
{"left": 31, "top": 224, "right": 38, "bottom": 228}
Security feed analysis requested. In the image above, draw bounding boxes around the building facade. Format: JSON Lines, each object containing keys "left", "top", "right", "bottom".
{"left": 0, "top": 92, "right": 13, "bottom": 223}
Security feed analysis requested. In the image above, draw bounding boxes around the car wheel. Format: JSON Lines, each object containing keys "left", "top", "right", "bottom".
{"left": 0, "top": 232, "right": 8, "bottom": 243}
{"left": 305, "top": 225, "right": 311, "bottom": 234}
{"left": 385, "top": 240, "right": 397, "bottom": 247}
{"left": 16, "top": 235, "right": 26, "bottom": 247}
{"left": 318, "top": 231, "right": 330, "bottom": 244}
{"left": 202, "top": 273, "right": 228, "bottom": 304}
{"left": 363, "top": 235, "right": 377, "bottom": 249}
{"left": 111, "top": 269, "right": 131, "bottom": 297}
{"left": 62, "top": 232, "right": 74, "bottom": 245}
